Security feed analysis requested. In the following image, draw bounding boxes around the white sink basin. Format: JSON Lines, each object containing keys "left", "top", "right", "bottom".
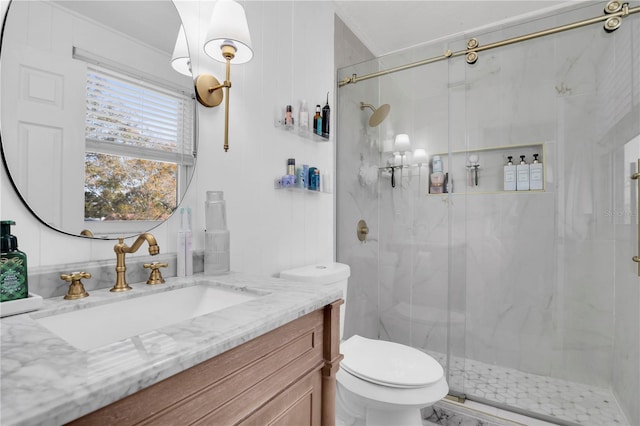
{"left": 34, "top": 283, "right": 260, "bottom": 351}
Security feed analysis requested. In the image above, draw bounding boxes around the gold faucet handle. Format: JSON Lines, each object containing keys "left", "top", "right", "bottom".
{"left": 143, "top": 262, "right": 168, "bottom": 285}
{"left": 60, "top": 272, "right": 91, "bottom": 300}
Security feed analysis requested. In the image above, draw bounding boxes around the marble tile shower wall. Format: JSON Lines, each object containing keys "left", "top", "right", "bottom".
{"left": 337, "top": 3, "right": 638, "bottom": 424}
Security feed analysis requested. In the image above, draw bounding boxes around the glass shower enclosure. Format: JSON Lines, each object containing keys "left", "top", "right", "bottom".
{"left": 336, "top": 2, "right": 639, "bottom": 425}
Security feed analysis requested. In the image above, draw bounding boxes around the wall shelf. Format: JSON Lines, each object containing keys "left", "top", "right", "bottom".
{"left": 274, "top": 176, "right": 331, "bottom": 194}
{"left": 274, "top": 186, "right": 330, "bottom": 194}
{"left": 275, "top": 124, "right": 331, "bottom": 142}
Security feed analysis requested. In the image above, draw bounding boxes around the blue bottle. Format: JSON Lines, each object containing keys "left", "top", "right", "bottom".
{"left": 308, "top": 167, "right": 318, "bottom": 190}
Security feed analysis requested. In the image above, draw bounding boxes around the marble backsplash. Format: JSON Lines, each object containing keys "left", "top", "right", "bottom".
{"left": 28, "top": 251, "right": 205, "bottom": 299}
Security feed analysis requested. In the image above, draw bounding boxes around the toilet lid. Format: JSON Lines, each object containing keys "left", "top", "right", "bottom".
{"left": 340, "top": 335, "right": 444, "bottom": 388}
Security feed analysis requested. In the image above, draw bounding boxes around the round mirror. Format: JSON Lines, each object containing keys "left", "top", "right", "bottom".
{"left": 0, "top": 0, "right": 196, "bottom": 239}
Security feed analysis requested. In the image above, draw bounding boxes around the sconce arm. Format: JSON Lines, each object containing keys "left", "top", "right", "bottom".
{"left": 208, "top": 81, "right": 230, "bottom": 92}
{"left": 194, "top": 48, "right": 236, "bottom": 152}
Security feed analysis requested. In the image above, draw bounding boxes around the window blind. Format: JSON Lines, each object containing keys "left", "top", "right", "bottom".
{"left": 85, "top": 64, "right": 194, "bottom": 164}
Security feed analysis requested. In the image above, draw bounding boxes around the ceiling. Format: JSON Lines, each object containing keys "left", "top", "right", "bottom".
{"left": 53, "top": 0, "right": 592, "bottom": 59}
{"left": 332, "top": 0, "right": 586, "bottom": 57}
{"left": 53, "top": 1, "right": 180, "bottom": 53}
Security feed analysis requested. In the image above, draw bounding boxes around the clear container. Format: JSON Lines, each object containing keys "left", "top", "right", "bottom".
{"left": 205, "top": 191, "right": 227, "bottom": 231}
{"left": 204, "top": 191, "right": 230, "bottom": 275}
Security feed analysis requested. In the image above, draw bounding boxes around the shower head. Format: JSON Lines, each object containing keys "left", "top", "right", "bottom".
{"left": 360, "top": 102, "right": 390, "bottom": 127}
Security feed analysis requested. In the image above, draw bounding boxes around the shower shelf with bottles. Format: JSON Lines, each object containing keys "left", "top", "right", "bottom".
{"left": 274, "top": 97, "right": 333, "bottom": 142}
{"left": 421, "top": 142, "right": 547, "bottom": 195}
{"left": 273, "top": 157, "right": 331, "bottom": 194}
{"left": 273, "top": 174, "right": 332, "bottom": 194}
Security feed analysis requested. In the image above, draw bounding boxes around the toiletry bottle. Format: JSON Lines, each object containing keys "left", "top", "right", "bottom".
{"left": 177, "top": 208, "right": 186, "bottom": 277}
{"left": 299, "top": 100, "right": 309, "bottom": 131}
{"left": 185, "top": 207, "right": 193, "bottom": 276}
{"left": 321, "top": 92, "right": 330, "bottom": 138}
{"left": 287, "top": 158, "right": 295, "bottom": 176}
{"left": 295, "top": 167, "right": 305, "bottom": 188}
{"left": 1, "top": 220, "right": 28, "bottom": 302}
{"left": 516, "top": 155, "right": 530, "bottom": 191}
{"left": 529, "top": 153, "right": 543, "bottom": 190}
{"left": 313, "top": 105, "right": 322, "bottom": 135}
{"left": 303, "top": 164, "right": 309, "bottom": 189}
{"left": 432, "top": 155, "right": 443, "bottom": 173}
{"left": 430, "top": 156, "right": 445, "bottom": 194}
{"left": 430, "top": 173, "right": 445, "bottom": 194}
{"left": 313, "top": 168, "right": 321, "bottom": 191}
{"left": 308, "top": 167, "right": 318, "bottom": 190}
{"left": 321, "top": 172, "right": 331, "bottom": 193}
{"left": 285, "top": 105, "right": 294, "bottom": 127}
{"left": 504, "top": 156, "right": 517, "bottom": 191}
{"left": 445, "top": 173, "right": 453, "bottom": 193}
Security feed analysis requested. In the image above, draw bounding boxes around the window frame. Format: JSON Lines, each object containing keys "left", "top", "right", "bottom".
{"left": 76, "top": 49, "right": 195, "bottom": 236}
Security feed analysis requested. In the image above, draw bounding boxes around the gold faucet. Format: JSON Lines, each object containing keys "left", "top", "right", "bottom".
{"left": 111, "top": 233, "right": 160, "bottom": 292}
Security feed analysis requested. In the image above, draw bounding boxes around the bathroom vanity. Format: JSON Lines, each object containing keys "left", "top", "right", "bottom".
{"left": 0, "top": 273, "right": 343, "bottom": 425}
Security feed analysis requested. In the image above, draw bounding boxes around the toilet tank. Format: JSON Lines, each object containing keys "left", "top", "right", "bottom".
{"left": 280, "top": 263, "right": 350, "bottom": 338}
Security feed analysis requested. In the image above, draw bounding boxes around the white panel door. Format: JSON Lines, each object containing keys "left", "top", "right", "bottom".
{"left": 2, "top": 1, "right": 86, "bottom": 232}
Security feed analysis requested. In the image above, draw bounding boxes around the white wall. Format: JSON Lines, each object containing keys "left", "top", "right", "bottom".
{"left": 0, "top": 0, "right": 336, "bottom": 278}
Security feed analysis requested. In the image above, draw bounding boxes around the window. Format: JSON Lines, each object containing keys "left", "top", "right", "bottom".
{"left": 83, "top": 64, "right": 194, "bottom": 222}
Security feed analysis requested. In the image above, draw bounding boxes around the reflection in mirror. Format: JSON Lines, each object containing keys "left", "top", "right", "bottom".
{"left": 0, "top": 0, "right": 196, "bottom": 239}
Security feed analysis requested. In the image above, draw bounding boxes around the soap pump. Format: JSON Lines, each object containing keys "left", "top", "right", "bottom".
{"left": 516, "top": 155, "right": 530, "bottom": 191}
{"left": 1, "top": 220, "right": 28, "bottom": 302}
{"left": 529, "top": 153, "right": 543, "bottom": 190}
{"left": 504, "top": 156, "right": 516, "bottom": 191}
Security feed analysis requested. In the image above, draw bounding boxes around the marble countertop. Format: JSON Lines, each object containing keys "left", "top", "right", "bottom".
{"left": 0, "top": 272, "right": 342, "bottom": 426}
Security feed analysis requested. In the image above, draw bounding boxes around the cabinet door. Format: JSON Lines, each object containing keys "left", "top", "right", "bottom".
{"left": 238, "top": 369, "right": 322, "bottom": 426}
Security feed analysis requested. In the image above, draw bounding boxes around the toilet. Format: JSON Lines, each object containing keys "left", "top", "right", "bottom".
{"left": 280, "top": 263, "right": 449, "bottom": 426}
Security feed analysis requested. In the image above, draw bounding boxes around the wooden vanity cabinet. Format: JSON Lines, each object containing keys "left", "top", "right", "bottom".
{"left": 69, "top": 300, "right": 343, "bottom": 426}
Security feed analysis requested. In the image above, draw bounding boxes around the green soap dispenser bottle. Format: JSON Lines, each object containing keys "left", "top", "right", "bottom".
{"left": 1, "top": 220, "right": 28, "bottom": 302}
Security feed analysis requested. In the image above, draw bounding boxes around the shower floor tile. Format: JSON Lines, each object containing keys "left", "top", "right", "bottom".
{"left": 426, "top": 352, "right": 628, "bottom": 425}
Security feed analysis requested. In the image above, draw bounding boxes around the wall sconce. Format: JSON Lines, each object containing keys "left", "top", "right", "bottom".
{"left": 194, "top": 0, "right": 253, "bottom": 152}
{"left": 171, "top": 25, "right": 192, "bottom": 77}
{"left": 393, "top": 134, "right": 411, "bottom": 154}
{"left": 382, "top": 134, "right": 411, "bottom": 189}
{"left": 413, "top": 148, "right": 427, "bottom": 166}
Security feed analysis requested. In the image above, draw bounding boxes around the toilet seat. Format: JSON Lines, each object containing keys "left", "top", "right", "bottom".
{"left": 337, "top": 369, "right": 449, "bottom": 408}
{"left": 340, "top": 335, "right": 444, "bottom": 388}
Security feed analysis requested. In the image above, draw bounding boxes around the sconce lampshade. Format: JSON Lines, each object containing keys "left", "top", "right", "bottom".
{"left": 204, "top": 0, "right": 253, "bottom": 64}
{"left": 394, "top": 134, "right": 411, "bottom": 153}
{"left": 171, "top": 25, "right": 192, "bottom": 76}
{"left": 413, "top": 148, "right": 427, "bottom": 165}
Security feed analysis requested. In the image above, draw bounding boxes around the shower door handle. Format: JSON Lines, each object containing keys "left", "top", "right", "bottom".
{"left": 632, "top": 159, "right": 640, "bottom": 276}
